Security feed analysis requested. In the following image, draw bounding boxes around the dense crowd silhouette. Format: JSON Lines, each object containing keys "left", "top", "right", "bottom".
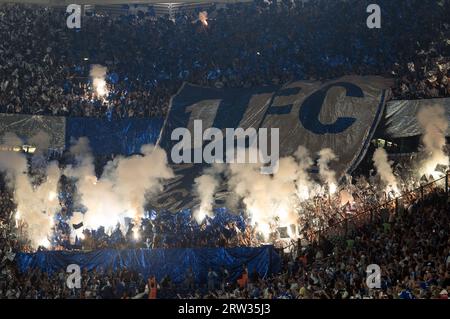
{"left": 1, "top": 180, "right": 449, "bottom": 298}
{"left": 0, "top": 0, "right": 449, "bottom": 299}
{"left": 0, "top": 1, "right": 449, "bottom": 119}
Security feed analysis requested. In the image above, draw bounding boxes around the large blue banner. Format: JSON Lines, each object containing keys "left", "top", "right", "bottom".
{"left": 66, "top": 117, "right": 164, "bottom": 155}
{"left": 16, "top": 246, "right": 280, "bottom": 284}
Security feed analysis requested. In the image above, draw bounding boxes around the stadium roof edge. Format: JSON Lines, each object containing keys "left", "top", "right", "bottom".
{"left": 1, "top": 0, "right": 254, "bottom": 5}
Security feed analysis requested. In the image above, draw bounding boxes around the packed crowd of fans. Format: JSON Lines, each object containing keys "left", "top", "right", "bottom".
{"left": 1, "top": 0, "right": 450, "bottom": 119}
{"left": 1, "top": 177, "right": 448, "bottom": 299}
{"left": 0, "top": 186, "right": 20, "bottom": 288}
{"left": 1, "top": 0, "right": 449, "bottom": 299}
{"left": 2, "top": 148, "right": 436, "bottom": 253}
{"left": 0, "top": 160, "right": 262, "bottom": 252}
{"left": 0, "top": 142, "right": 446, "bottom": 253}
{"left": 0, "top": 140, "right": 448, "bottom": 299}
{"left": 52, "top": 208, "right": 259, "bottom": 251}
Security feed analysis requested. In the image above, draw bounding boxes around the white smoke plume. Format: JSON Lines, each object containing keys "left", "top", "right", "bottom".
{"left": 193, "top": 164, "right": 225, "bottom": 223}
{"left": 226, "top": 147, "right": 301, "bottom": 239}
{"left": 29, "top": 131, "right": 50, "bottom": 153}
{"left": 317, "top": 148, "right": 338, "bottom": 194}
{"left": 198, "top": 11, "right": 208, "bottom": 26}
{"left": 67, "top": 138, "right": 174, "bottom": 234}
{"left": 372, "top": 147, "right": 399, "bottom": 194}
{"left": 0, "top": 133, "right": 60, "bottom": 248}
{"left": 29, "top": 130, "right": 51, "bottom": 173}
{"left": 294, "top": 146, "right": 316, "bottom": 201}
{"left": 214, "top": 146, "right": 338, "bottom": 240}
{"left": 0, "top": 134, "right": 174, "bottom": 248}
{"left": 417, "top": 104, "right": 449, "bottom": 177}
{"left": 90, "top": 64, "right": 108, "bottom": 98}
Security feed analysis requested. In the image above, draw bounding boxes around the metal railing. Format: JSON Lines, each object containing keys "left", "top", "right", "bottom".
{"left": 309, "top": 171, "right": 449, "bottom": 243}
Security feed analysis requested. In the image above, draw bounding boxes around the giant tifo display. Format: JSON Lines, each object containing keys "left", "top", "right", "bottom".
{"left": 0, "top": 76, "right": 449, "bottom": 251}
{"left": 0, "top": 1, "right": 449, "bottom": 301}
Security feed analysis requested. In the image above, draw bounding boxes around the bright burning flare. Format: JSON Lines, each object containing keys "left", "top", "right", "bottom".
{"left": 133, "top": 228, "right": 140, "bottom": 240}
{"left": 38, "top": 238, "right": 51, "bottom": 249}
{"left": 90, "top": 64, "right": 109, "bottom": 100}
{"left": 48, "top": 191, "right": 57, "bottom": 201}
{"left": 420, "top": 161, "right": 447, "bottom": 180}
{"left": 199, "top": 11, "right": 208, "bottom": 26}
{"left": 257, "top": 222, "right": 271, "bottom": 239}
{"left": 329, "top": 183, "right": 337, "bottom": 195}
{"left": 194, "top": 208, "right": 208, "bottom": 224}
{"left": 93, "top": 78, "right": 108, "bottom": 98}
{"left": 14, "top": 210, "right": 20, "bottom": 228}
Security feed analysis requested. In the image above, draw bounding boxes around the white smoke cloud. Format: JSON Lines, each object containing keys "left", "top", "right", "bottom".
{"left": 193, "top": 163, "right": 226, "bottom": 223}
{"left": 193, "top": 145, "right": 338, "bottom": 240}
{"left": 225, "top": 147, "right": 308, "bottom": 239}
{"left": 372, "top": 147, "right": 399, "bottom": 194}
{"left": 29, "top": 130, "right": 51, "bottom": 173}
{"left": 29, "top": 130, "right": 50, "bottom": 153}
{"left": 0, "top": 133, "right": 59, "bottom": 248}
{"left": 67, "top": 138, "right": 174, "bottom": 234}
{"left": 0, "top": 134, "right": 174, "bottom": 248}
{"left": 294, "top": 146, "right": 316, "bottom": 201}
{"left": 0, "top": 131, "right": 348, "bottom": 249}
{"left": 417, "top": 104, "right": 449, "bottom": 177}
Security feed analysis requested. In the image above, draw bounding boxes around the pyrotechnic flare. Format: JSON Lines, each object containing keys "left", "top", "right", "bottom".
{"left": 417, "top": 104, "right": 449, "bottom": 178}
{"left": 372, "top": 147, "right": 399, "bottom": 195}
{"left": 14, "top": 210, "right": 21, "bottom": 228}
{"left": 133, "top": 228, "right": 140, "bottom": 240}
{"left": 193, "top": 164, "right": 225, "bottom": 224}
{"left": 199, "top": 11, "right": 208, "bottom": 26}
{"left": 90, "top": 64, "right": 109, "bottom": 99}
{"left": 194, "top": 174, "right": 217, "bottom": 223}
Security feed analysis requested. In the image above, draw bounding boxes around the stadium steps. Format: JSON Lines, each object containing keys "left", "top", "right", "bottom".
{"left": 88, "top": 3, "right": 217, "bottom": 17}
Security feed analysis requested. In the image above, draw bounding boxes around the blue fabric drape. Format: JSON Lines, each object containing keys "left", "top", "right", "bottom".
{"left": 66, "top": 117, "right": 164, "bottom": 155}
{"left": 16, "top": 246, "right": 280, "bottom": 284}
